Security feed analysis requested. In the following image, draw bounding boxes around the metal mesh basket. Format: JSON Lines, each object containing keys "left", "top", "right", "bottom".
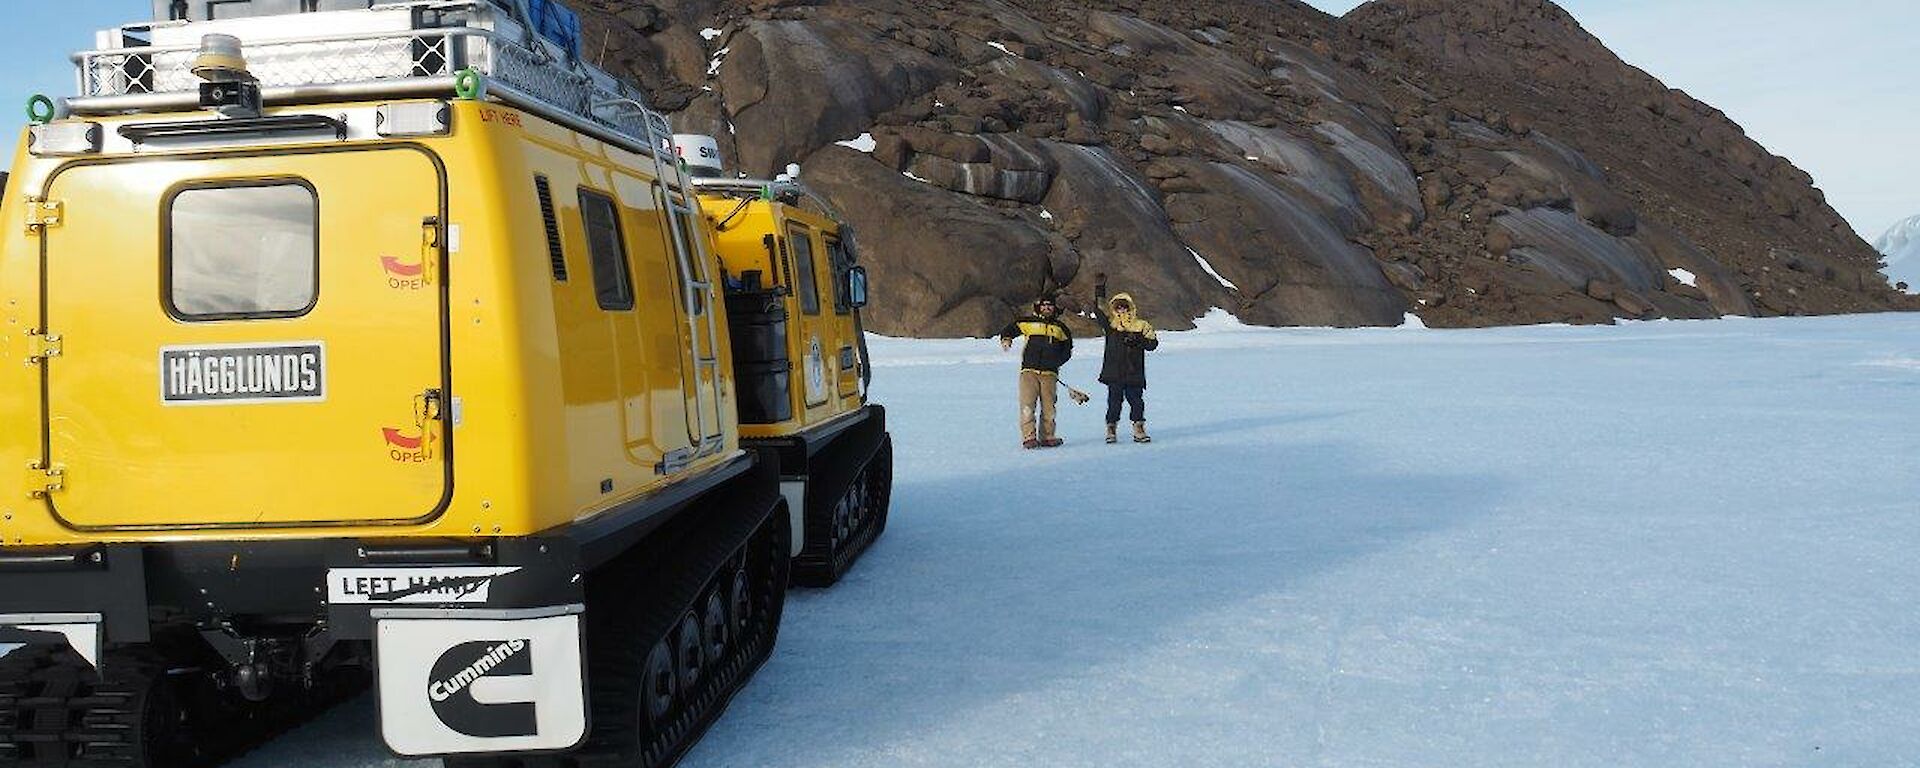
{"left": 74, "top": 27, "right": 666, "bottom": 150}
{"left": 81, "top": 32, "right": 459, "bottom": 96}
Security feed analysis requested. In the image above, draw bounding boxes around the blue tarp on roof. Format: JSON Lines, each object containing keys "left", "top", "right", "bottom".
{"left": 524, "top": 0, "right": 582, "bottom": 59}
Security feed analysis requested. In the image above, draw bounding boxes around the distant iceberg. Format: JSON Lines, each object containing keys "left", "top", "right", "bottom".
{"left": 1875, "top": 215, "right": 1920, "bottom": 290}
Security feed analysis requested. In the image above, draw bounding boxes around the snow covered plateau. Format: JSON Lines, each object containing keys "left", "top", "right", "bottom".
{"left": 1876, "top": 214, "right": 1920, "bottom": 289}
{"left": 230, "top": 312, "right": 1920, "bottom": 767}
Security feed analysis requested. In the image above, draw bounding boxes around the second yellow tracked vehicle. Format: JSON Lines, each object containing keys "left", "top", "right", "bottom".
{"left": 680, "top": 147, "right": 893, "bottom": 587}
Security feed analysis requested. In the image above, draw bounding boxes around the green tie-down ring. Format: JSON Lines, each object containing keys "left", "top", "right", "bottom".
{"left": 453, "top": 69, "right": 486, "bottom": 100}
{"left": 26, "top": 95, "right": 56, "bottom": 125}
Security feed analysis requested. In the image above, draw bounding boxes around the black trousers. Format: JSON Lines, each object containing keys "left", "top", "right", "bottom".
{"left": 1105, "top": 384, "right": 1146, "bottom": 424}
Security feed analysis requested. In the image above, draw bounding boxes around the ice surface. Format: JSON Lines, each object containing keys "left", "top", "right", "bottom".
{"left": 229, "top": 314, "right": 1920, "bottom": 768}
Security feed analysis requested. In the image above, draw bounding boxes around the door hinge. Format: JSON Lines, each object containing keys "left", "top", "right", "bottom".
{"left": 24, "top": 198, "right": 63, "bottom": 234}
{"left": 24, "top": 330, "right": 62, "bottom": 366}
{"left": 27, "top": 462, "right": 66, "bottom": 499}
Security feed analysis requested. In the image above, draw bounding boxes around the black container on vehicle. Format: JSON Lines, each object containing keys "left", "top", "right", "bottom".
{"left": 726, "top": 289, "right": 791, "bottom": 424}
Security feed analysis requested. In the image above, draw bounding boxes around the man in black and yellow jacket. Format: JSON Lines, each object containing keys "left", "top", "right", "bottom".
{"left": 998, "top": 296, "right": 1074, "bottom": 449}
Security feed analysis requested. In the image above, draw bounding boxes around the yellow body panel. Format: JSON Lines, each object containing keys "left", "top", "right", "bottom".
{"left": 699, "top": 196, "right": 866, "bottom": 439}
{"left": 0, "top": 100, "right": 738, "bottom": 546}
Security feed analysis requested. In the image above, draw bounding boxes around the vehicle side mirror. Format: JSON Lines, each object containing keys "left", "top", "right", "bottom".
{"left": 847, "top": 266, "right": 870, "bottom": 309}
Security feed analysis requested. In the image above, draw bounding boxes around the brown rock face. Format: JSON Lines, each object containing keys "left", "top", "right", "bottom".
{"left": 572, "top": 0, "right": 1917, "bottom": 336}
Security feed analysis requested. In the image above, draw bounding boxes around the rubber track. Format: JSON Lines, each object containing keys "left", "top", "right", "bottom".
{"left": 0, "top": 643, "right": 364, "bottom": 768}
{"left": 0, "top": 644, "right": 165, "bottom": 767}
{"left": 588, "top": 497, "right": 786, "bottom": 768}
{"left": 791, "top": 434, "right": 893, "bottom": 588}
{"left": 449, "top": 478, "right": 788, "bottom": 768}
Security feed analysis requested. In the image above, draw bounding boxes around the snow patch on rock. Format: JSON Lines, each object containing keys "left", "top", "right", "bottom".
{"left": 836, "top": 133, "right": 877, "bottom": 153}
{"left": 706, "top": 47, "right": 731, "bottom": 77}
{"left": 1668, "top": 268, "right": 1697, "bottom": 288}
{"left": 700, "top": 27, "right": 724, "bottom": 42}
{"left": 987, "top": 41, "right": 1016, "bottom": 57}
{"left": 1187, "top": 247, "right": 1239, "bottom": 290}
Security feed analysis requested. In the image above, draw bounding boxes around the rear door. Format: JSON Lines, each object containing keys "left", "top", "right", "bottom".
{"left": 38, "top": 148, "right": 449, "bottom": 530}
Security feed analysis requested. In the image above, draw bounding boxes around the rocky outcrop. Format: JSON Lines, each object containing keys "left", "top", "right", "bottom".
{"left": 570, "top": 0, "right": 1917, "bottom": 336}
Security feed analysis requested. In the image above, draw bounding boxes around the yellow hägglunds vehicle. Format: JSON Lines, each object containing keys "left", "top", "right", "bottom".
{"left": 678, "top": 146, "right": 892, "bottom": 587}
{"left": 0, "top": 0, "right": 889, "bottom": 765}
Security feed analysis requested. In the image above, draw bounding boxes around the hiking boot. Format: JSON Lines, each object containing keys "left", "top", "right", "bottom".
{"left": 1105, "top": 423, "right": 1119, "bottom": 444}
{"left": 1023, "top": 439, "right": 1041, "bottom": 450}
{"left": 1041, "top": 437, "right": 1065, "bottom": 448}
{"left": 1132, "top": 421, "right": 1152, "bottom": 444}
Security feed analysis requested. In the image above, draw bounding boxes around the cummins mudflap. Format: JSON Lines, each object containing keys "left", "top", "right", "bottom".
{"left": 0, "top": 0, "right": 901, "bottom": 764}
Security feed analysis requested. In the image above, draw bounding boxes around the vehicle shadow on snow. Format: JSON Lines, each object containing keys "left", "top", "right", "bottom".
{"left": 1123, "top": 409, "right": 1358, "bottom": 444}
{"left": 681, "top": 428, "right": 1507, "bottom": 767}
{"left": 229, "top": 418, "right": 1495, "bottom": 768}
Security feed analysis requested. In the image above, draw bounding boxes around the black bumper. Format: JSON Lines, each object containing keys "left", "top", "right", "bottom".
{"left": 0, "top": 451, "right": 767, "bottom": 644}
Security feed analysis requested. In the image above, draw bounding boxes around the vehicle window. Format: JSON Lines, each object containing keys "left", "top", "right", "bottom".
{"left": 169, "top": 183, "right": 317, "bottom": 319}
{"left": 789, "top": 225, "right": 821, "bottom": 315}
{"left": 535, "top": 176, "right": 567, "bottom": 281}
{"left": 579, "top": 188, "right": 634, "bottom": 310}
{"left": 827, "top": 237, "right": 852, "bottom": 315}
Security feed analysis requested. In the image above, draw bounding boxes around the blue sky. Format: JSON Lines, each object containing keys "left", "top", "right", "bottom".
{"left": 2, "top": 0, "right": 1913, "bottom": 239}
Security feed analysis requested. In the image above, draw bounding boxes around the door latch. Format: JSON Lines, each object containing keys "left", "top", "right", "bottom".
{"left": 414, "top": 388, "right": 444, "bottom": 426}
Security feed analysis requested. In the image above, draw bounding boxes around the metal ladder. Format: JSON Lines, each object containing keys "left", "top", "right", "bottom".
{"left": 618, "top": 101, "right": 728, "bottom": 473}
{"left": 507, "top": 0, "right": 723, "bottom": 474}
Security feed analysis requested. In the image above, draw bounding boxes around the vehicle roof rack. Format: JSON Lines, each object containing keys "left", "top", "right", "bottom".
{"left": 69, "top": 0, "right": 672, "bottom": 158}
{"left": 695, "top": 177, "right": 845, "bottom": 215}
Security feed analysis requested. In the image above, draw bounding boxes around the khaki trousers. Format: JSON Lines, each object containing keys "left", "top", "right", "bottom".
{"left": 1018, "top": 370, "right": 1059, "bottom": 442}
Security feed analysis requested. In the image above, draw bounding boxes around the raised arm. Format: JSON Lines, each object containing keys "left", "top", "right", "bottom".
{"left": 1091, "top": 273, "right": 1112, "bottom": 330}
